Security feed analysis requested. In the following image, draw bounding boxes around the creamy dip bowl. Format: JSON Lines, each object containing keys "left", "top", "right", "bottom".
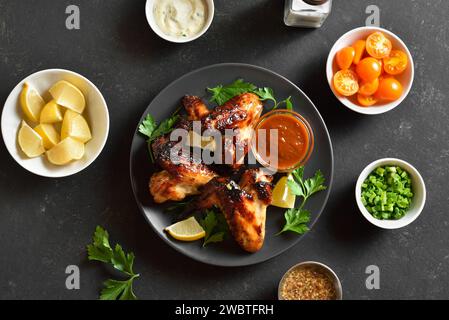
{"left": 146, "top": 0, "right": 215, "bottom": 43}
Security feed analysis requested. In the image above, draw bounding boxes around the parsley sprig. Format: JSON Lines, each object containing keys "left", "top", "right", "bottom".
{"left": 138, "top": 111, "right": 180, "bottom": 162}
{"left": 199, "top": 209, "right": 229, "bottom": 247}
{"left": 208, "top": 79, "right": 293, "bottom": 110}
{"left": 278, "top": 167, "right": 327, "bottom": 235}
{"left": 87, "top": 226, "right": 139, "bottom": 300}
{"left": 139, "top": 114, "right": 180, "bottom": 142}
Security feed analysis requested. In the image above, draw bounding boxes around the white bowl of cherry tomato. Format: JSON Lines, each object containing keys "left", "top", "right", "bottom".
{"left": 326, "top": 27, "right": 414, "bottom": 115}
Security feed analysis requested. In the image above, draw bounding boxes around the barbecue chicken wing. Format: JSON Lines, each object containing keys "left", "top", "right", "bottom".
{"left": 149, "top": 118, "right": 217, "bottom": 203}
{"left": 202, "top": 93, "right": 263, "bottom": 167}
{"left": 182, "top": 95, "right": 210, "bottom": 121}
{"left": 196, "top": 169, "right": 273, "bottom": 253}
{"left": 149, "top": 93, "right": 263, "bottom": 204}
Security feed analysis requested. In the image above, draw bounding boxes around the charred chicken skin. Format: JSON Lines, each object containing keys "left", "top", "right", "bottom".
{"left": 149, "top": 93, "right": 264, "bottom": 204}
{"left": 183, "top": 95, "right": 210, "bottom": 121}
{"left": 196, "top": 169, "right": 273, "bottom": 253}
{"left": 149, "top": 118, "right": 217, "bottom": 203}
{"left": 202, "top": 93, "right": 263, "bottom": 167}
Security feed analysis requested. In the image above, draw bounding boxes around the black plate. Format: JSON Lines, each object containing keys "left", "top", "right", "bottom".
{"left": 129, "top": 63, "right": 334, "bottom": 267}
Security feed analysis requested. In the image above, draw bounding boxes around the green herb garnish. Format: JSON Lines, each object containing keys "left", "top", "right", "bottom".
{"left": 278, "top": 167, "right": 327, "bottom": 235}
{"left": 208, "top": 79, "right": 257, "bottom": 106}
{"left": 208, "top": 79, "right": 293, "bottom": 110}
{"left": 164, "top": 199, "right": 193, "bottom": 213}
{"left": 361, "top": 166, "right": 413, "bottom": 220}
{"left": 138, "top": 111, "right": 180, "bottom": 163}
{"left": 139, "top": 113, "right": 180, "bottom": 142}
{"left": 87, "top": 226, "right": 139, "bottom": 300}
{"left": 199, "top": 209, "right": 228, "bottom": 247}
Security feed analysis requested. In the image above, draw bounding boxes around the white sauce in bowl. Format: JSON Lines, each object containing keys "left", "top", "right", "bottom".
{"left": 153, "top": 0, "right": 208, "bottom": 38}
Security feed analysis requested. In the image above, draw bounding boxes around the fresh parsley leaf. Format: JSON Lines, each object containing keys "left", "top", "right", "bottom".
{"left": 288, "top": 167, "right": 327, "bottom": 205}
{"left": 100, "top": 278, "right": 137, "bottom": 301}
{"left": 87, "top": 226, "right": 113, "bottom": 263}
{"left": 204, "top": 232, "right": 225, "bottom": 246}
{"left": 304, "top": 170, "right": 327, "bottom": 197}
{"left": 138, "top": 114, "right": 157, "bottom": 140}
{"left": 278, "top": 167, "right": 327, "bottom": 235}
{"left": 208, "top": 79, "right": 257, "bottom": 105}
{"left": 284, "top": 96, "right": 293, "bottom": 110}
{"left": 87, "top": 226, "right": 139, "bottom": 300}
{"left": 111, "top": 244, "right": 135, "bottom": 276}
{"left": 273, "top": 96, "right": 293, "bottom": 110}
{"left": 149, "top": 115, "right": 180, "bottom": 142}
{"left": 278, "top": 209, "right": 311, "bottom": 235}
{"left": 164, "top": 199, "right": 193, "bottom": 213}
{"left": 208, "top": 79, "right": 293, "bottom": 113}
{"left": 200, "top": 209, "right": 228, "bottom": 247}
{"left": 139, "top": 112, "right": 180, "bottom": 163}
{"left": 254, "top": 87, "right": 277, "bottom": 107}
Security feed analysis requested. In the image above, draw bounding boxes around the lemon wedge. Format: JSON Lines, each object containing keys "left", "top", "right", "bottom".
{"left": 165, "top": 216, "right": 206, "bottom": 242}
{"left": 40, "top": 100, "right": 63, "bottom": 124}
{"left": 46, "top": 137, "right": 85, "bottom": 165}
{"left": 18, "top": 121, "right": 45, "bottom": 158}
{"left": 34, "top": 124, "right": 60, "bottom": 150}
{"left": 49, "top": 80, "right": 85, "bottom": 113}
{"left": 272, "top": 175, "right": 296, "bottom": 209}
{"left": 20, "top": 83, "right": 45, "bottom": 123}
{"left": 61, "top": 110, "right": 92, "bottom": 143}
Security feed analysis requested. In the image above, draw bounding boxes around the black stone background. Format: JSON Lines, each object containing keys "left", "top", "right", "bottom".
{"left": 0, "top": 0, "right": 448, "bottom": 299}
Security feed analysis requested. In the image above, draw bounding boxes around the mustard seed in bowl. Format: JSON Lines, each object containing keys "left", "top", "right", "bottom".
{"left": 278, "top": 262, "right": 342, "bottom": 300}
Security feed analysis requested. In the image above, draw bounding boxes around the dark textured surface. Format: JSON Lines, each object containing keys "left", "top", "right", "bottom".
{"left": 0, "top": 0, "right": 448, "bottom": 300}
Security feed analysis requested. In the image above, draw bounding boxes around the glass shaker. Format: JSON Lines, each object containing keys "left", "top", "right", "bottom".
{"left": 284, "top": 0, "right": 332, "bottom": 28}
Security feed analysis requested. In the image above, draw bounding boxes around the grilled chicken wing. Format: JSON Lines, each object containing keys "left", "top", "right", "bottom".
{"left": 196, "top": 169, "right": 273, "bottom": 253}
{"left": 149, "top": 118, "right": 217, "bottom": 203}
{"left": 202, "top": 93, "right": 263, "bottom": 167}
{"left": 149, "top": 93, "right": 263, "bottom": 204}
{"left": 183, "top": 95, "right": 210, "bottom": 121}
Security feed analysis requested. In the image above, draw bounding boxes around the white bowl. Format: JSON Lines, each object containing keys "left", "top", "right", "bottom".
{"left": 145, "top": 0, "right": 215, "bottom": 43}
{"left": 326, "top": 26, "right": 414, "bottom": 115}
{"left": 1, "top": 69, "right": 109, "bottom": 178}
{"left": 355, "top": 158, "right": 426, "bottom": 229}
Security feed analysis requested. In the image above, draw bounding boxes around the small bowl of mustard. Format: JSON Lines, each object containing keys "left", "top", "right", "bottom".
{"left": 145, "top": 0, "right": 215, "bottom": 43}
{"left": 253, "top": 109, "right": 314, "bottom": 173}
{"left": 278, "top": 261, "right": 342, "bottom": 300}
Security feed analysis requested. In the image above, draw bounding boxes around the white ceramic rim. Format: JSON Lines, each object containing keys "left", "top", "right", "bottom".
{"left": 326, "top": 26, "right": 415, "bottom": 115}
{"left": 278, "top": 261, "right": 343, "bottom": 300}
{"left": 145, "top": 0, "right": 215, "bottom": 43}
{"left": 1, "top": 68, "right": 110, "bottom": 178}
{"left": 355, "top": 158, "right": 426, "bottom": 229}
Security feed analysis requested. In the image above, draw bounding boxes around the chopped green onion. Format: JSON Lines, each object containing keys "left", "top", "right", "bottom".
{"left": 361, "top": 165, "right": 413, "bottom": 220}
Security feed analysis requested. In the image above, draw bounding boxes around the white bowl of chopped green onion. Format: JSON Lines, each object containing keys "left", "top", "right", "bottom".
{"left": 356, "top": 158, "right": 426, "bottom": 229}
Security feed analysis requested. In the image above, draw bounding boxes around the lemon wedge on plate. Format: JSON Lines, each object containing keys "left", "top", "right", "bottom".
{"left": 61, "top": 110, "right": 92, "bottom": 143}
{"left": 49, "top": 80, "right": 86, "bottom": 113}
{"left": 18, "top": 121, "right": 45, "bottom": 158}
{"left": 34, "top": 124, "right": 60, "bottom": 150}
{"left": 20, "top": 83, "right": 45, "bottom": 123}
{"left": 272, "top": 175, "right": 296, "bottom": 209}
{"left": 46, "top": 137, "right": 85, "bottom": 165}
{"left": 165, "top": 216, "right": 206, "bottom": 242}
{"left": 40, "top": 100, "right": 63, "bottom": 124}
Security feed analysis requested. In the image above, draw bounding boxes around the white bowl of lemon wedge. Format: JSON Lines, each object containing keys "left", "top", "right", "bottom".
{"left": 1, "top": 69, "right": 109, "bottom": 178}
